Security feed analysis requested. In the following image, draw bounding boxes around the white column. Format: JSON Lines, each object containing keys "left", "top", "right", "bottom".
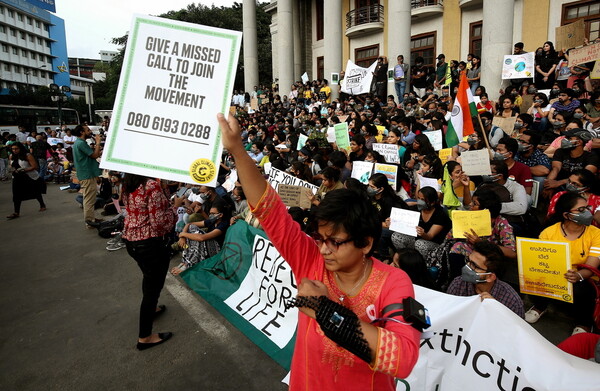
{"left": 293, "top": 0, "right": 302, "bottom": 82}
{"left": 323, "top": 0, "right": 342, "bottom": 101}
{"left": 386, "top": 0, "right": 412, "bottom": 100}
{"left": 481, "top": 0, "right": 514, "bottom": 100}
{"left": 277, "top": 0, "right": 294, "bottom": 98}
{"left": 243, "top": 0, "right": 259, "bottom": 94}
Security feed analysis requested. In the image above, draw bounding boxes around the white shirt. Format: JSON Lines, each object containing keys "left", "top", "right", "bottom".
{"left": 63, "top": 135, "right": 77, "bottom": 148}
{"left": 500, "top": 179, "right": 528, "bottom": 216}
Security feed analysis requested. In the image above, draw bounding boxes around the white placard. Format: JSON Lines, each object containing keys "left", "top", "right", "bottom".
{"left": 100, "top": 15, "right": 241, "bottom": 187}
{"left": 389, "top": 207, "right": 420, "bottom": 237}
{"left": 372, "top": 143, "right": 400, "bottom": 164}
{"left": 297, "top": 133, "right": 308, "bottom": 150}
{"left": 351, "top": 161, "right": 374, "bottom": 184}
{"left": 423, "top": 130, "right": 443, "bottom": 151}
{"left": 326, "top": 127, "right": 336, "bottom": 143}
{"left": 47, "top": 137, "right": 63, "bottom": 146}
{"left": 301, "top": 72, "right": 309, "bottom": 84}
{"left": 417, "top": 174, "right": 440, "bottom": 192}
{"left": 501, "top": 53, "right": 535, "bottom": 80}
{"left": 267, "top": 166, "right": 318, "bottom": 193}
{"left": 460, "top": 149, "right": 492, "bottom": 176}
{"left": 340, "top": 59, "right": 377, "bottom": 96}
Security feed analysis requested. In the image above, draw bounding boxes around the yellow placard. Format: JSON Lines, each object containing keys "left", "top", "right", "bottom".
{"left": 516, "top": 238, "right": 573, "bottom": 303}
{"left": 451, "top": 210, "right": 492, "bottom": 239}
{"left": 591, "top": 60, "right": 600, "bottom": 80}
{"left": 439, "top": 148, "right": 452, "bottom": 165}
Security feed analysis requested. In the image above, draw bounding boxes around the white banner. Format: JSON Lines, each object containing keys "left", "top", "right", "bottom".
{"left": 502, "top": 53, "right": 535, "bottom": 80}
{"left": 340, "top": 59, "right": 377, "bottom": 96}
{"left": 100, "top": 15, "right": 241, "bottom": 186}
{"left": 267, "top": 166, "right": 318, "bottom": 193}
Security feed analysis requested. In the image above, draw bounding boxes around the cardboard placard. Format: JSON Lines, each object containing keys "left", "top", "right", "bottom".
{"left": 438, "top": 148, "right": 452, "bottom": 165}
{"left": 492, "top": 116, "right": 517, "bottom": 135}
{"left": 519, "top": 95, "right": 534, "bottom": 114}
{"left": 592, "top": 60, "right": 600, "bottom": 79}
{"left": 568, "top": 42, "right": 600, "bottom": 66}
{"left": 372, "top": 143, "right": 400, "bottom": 164}
{"left": 555, "top": 19, "right": 585, "bottom": 52}
{"left": 277, "top": 184, "right": 312, "bottom": 209}
{"left": 250, "top": 98, "right": 258, "bottom": 110}
{"left": 517, "top": 238, "right": 573, "bottom": 303}
{"left": 389, "top": 207, "right": 421, "bottom": 237}
{"left": 460, "top": 149, "right": 492, "bottom": 176}
{"left": 451, "top": 210, "right": 492, "bottom": 239}
{"left": 351, "top": 161, "right": 374, "bottom": 184}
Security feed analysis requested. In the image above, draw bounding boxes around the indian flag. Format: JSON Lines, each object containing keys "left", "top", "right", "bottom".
{"left": 446, "top": 71, "right": 477, "bottom": 148}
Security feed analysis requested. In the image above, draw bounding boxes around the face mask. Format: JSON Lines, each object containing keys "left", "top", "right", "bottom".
{"left": 573, "top": 113, "right": 584, "bottom": 119}
{"left": 560, "top": 138, "right": 577, "bottom": 149}
{"left": 416, "top": 199, "right": 428, "bottom": 211}
{"left": 427, "top": 125, "right": 434, "bottom": 131}
{"left": 442, "top": 92, "right": 449, "bottom": 97}
{"left": 298, "top": 156, "right": 307, "bottom": 162}
{"left": 534, "top": 100, "right": 543, "bottom": 104}
{"left": 327, "top": 160, "right": 333, "bottom": 167}
{"left": 573, "top": 88, "right": 580, "bottom": 93}
{"left": 511, "top": 91, "right": 518, "bottom": 96}
{"left": 374, "top": 120, "right": 381, "bottom": 126}
{"left": 263, "top": 150, "right": 270, "bottom": 156}
{"left": 569, "top": 210, "right": 593, "bottom": 226}
{"left": 405, "top": 106, "right": 412, "bottom": 111}
{"left": 208, "top": 213, "right": 221, "bottom": 222}
{"left": 428, "top": 109, "right": 436, "bottom": 113}
{"left": 482, "top": 119, "right": 490, "bottom": 127}
{"left": 366, "top": 187, "right": 379, "bottom": 197}
{"left": 551, "top": 88, "right": 560, "bottom": 94}
{"left": 493, "top": 151, "right": 508, "bottom": 161}
{"left": 528, "top": 87, "right": 537, "bottom": 94}
{"left": 518, "top": 142, "right": 531, "bottom": 152}
{"left": 257, "top": 131, "right": 263, "bottom": 137}
{"left": 200, "top": 193, "right": 210, "bottom": 201}
{"left": 482, "top": 174, "right": 501, "bottom": 183}
{"left": 565, "top": 182, "right": 587, "bottom": 193}
{"left": 467, "top": 136, "right": 478, "bottom": 146}
{"left": 514, "top": 122, "right": 523, "bottom": 130}
{"left": 552, "top": 121, "right": 565, "bottom": 129}
{"left": 461, "top": 264, "right": 491, "bottom": 284}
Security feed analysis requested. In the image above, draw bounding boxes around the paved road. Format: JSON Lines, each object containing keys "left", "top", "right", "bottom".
{"left": 0, "top": 181, "right": 287, "bottom": 391}
{"left": 0, "top": 180, "right": 575, "bottom": 390}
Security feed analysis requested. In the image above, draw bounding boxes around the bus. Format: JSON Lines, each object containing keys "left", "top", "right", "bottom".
{"left": 0, "top": 104, "right": 80, "bottom": 135}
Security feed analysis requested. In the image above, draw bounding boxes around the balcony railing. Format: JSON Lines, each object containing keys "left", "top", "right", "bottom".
{"left": 346, "top": 4, "right": 384, "bottom": 30}
{"left": 411, "top": 0, "right": 443, "bottom": 8}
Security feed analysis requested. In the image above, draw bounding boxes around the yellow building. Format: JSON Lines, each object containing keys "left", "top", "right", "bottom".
{"left": 263, "top": 0, "right": 599, "bottom": 99}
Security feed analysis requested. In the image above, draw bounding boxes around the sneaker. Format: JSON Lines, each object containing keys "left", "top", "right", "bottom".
{"left": 572, "top": 326, "right": 590, "bottom": 335}
{"left": 107, "top": 233, "right": 123, "bottom": 245}
{"left": 524, "top": 307, "right": 546, "bottom": 324}
{"left": 106, "top": 241, "right": 126, "bottom": 251}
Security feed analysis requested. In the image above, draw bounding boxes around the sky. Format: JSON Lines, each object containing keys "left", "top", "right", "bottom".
{"left": 55, "top": 0, "right": 237, "bottom": 59}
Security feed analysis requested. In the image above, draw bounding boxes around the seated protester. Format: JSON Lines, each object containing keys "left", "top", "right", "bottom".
{"left": 328, "top": 150, "right": 351, "bottom": 183}
{"left": 398, "top": 117, "right": 416, "bottom": 147}
{"left": 480, "top": 111, "right": 504, "bottom": 148}
{"left": 76, "top": 175, "right": 112, "bottom": 209}
{"left": 446, "top": 187, "right": 517, "bottom": 280}
{"left": 441, "top": 161, "right": 474, "bottom": 209}
{"left": 385, "top": 128, "right": 408, "bottom": 164}
{"left": 495, "top": 137, "right": 533, "bottom": 195}
{"left": 544, "top": 118, "right": 592, "bottom": 158}
{"left": 476, "top": 93, "right": 495, "bottom": 115}
{"left": 543, "top": 129, "right": 598, "bottom": 197}
{"left": 394, "top": 248, "right": 436, "bottom": 290}
{"left": 512, "top": 113, "right": 533, "bottom": 137}
{"left": 558, "top": 333, "right": 600, "bottom": 362}
{"left": 311, "top": 166, "right": 344, "bottom": 207}
{"left": 244, "top": 129, "right": 257, "bottom": 151}
{"left": 289, "top": 161, "right": 314, "bottom": 184}
{"left": 573, "top": 105, "right": 595, "bottom": 133}
{"left": 229, "top": 182, "right": 248, "bottom": 216}
{"left": 391, "top": 186, "right": 451, "bottom": 259}
{"left": 515, "top": 130, "right": 551, "bottom": 177}
{"left": 527, "top": 92, "right": 552, "bottom": 132}
{"left": 548, "top": 88, "right": 580, "bottom": 121}
{"left": 348, "top": 135, "right": 367, "bottom": 162}
{"left": 504, "top": 86, "right": 523, "bottom": 108}
{"left": 171, "top": 202, "right": 230, "bottom": 275}
{"left": 486, "top": 159, "right": 528, "bottom": 217}
{"left": 547, "top": 169, "right": 600, "bottom": 227}
{"left": 495, "top": 94, "right": 519, "bottom": 118}
{"left": 416, "top": 154, "right": 443, "bottom": 181}
{"left": 188, "top": 185, "right": 226, "bottom": 222}
{"left": 405, "top": 134, "right": 436, "bottom": 171}
{"left": 364, "top": 150, "right": 386, "bottom": 164}
{"left": 526, "top": 192, "right": 600, "bottom": 334}
{"left": 584, "top": 91, "right": 600, "bottom": 133}
{"left": 260, "top": 143, "right": 288, "bottom": 172}
{"left": 362, "top": 123, "right": 378, "bottom": 151}
{"left": 447, "top": 240, "right": 524, "bottom": 318}
{"left": 541, "top": 110, "right": 570, "bottom": 149}
{"left": 452, "top": 128, "right": 487, "bottom": 160}
{"left": 247, "top": 140, "right": 264, "bottom": 164}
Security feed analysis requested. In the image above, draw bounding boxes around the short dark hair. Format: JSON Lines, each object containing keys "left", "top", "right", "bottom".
{"left": 321, "top": 166, "right": 340, "bottom": 182}
{"left": 72, "top": 124, "right": 86, "bottom": 137}
{"left": 473, "top": 241, "right": 506, "bottom": 276}
{"left": 491, "top": 159, "right": 509, "bottom": 180}
{"left": 473, "top": 187, "right": 502, "bottom": 218}
{"left": 522, "top": 130, "right": 540, "bottom": 147}
{"left": 313, "top": 189, "right": 381, "bottom": 256}
{"left": 351, "top": 134, "right": 366, "bottom": 147}
{"left": 498, "top": 136, "right": 518, "bottom": 158}
{"left": 517, "top": 113, "right": 533, "bottom": 128}
{"left": 514, "top": 42, "right": 524, "bottom": 49}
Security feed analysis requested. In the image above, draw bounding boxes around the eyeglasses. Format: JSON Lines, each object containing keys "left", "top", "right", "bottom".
{"left": 466, "top": 259, "right": 488, "bottom": 273}
{"left": 310, "top": 232, "right": 353, "bottom": 252}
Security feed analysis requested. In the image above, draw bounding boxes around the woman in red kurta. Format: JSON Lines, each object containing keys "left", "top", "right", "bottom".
{"left": 218, "top": 113, "right": 420, "bottom": 390}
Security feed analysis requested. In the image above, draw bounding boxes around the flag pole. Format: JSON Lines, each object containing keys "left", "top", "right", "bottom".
{"left": 475, "top": 113, "right": 493, "bottom": 158}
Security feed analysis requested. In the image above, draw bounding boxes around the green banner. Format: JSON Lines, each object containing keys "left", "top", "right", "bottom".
{"left": 181, "top": 221, "right": 297, "bottom": 369}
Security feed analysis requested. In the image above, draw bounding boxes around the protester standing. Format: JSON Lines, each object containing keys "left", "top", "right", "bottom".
{"left": 6, "top": 142, "right": 46, "bottom": 219}
{"left": 72, "top": 125, "right": 102, "bottom": 227}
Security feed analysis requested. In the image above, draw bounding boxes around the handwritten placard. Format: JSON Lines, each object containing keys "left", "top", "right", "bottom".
{"left": 267, "top": 166, "right": 318, "bottom": 193}
{"left": 591, "top": 60, "right": 600, "bottom": 79}
{"left": 334, "top": 122, "right": 350, "bottom": 151}
{"left": 250, "top": 98, "right": 258, "bottom": 110}
{"left": 568, "top": 42, "right": 600, "bottom": 66}
{"left": 374, "top": 163, "right": 398, "bottom": 188}
{"left": 351, "top": 161, "right": 374, "bottom": 184}
{"left": 451, "top": 210, "right": 492, "bottom": 239}
{"left": 492, "top": 116, "right": 517, "bottom": 135}
{"left": 417, "top": 174, "right": 440, "bottom": 192}
{"left": 423, "top": 130, "right": 443, "bottom": 151}
{"left": 297, "top": 133, "right": 308, "bottom": 150}
{"left": 555, "top": 19, "right": 585, "bottom": 52}
{"left": 438, "top": 148, "right": 452, "bottom": 165}
{"left": 277, "top": 184, "right": 312, "bottom": 209}
{"left": 372, "top": 143, "right": 400, "bottom": 164}
{"left": 389, "top": 207, "right": 421, "bottom": 237}
{"left": 517, "top": 238, "right": 573, "bottom": 303}
{"left": 326, "top": 127, "right": 336, "bottom": 143}
{"left": 460, "top": 149, "right": 492, "bottom": 176}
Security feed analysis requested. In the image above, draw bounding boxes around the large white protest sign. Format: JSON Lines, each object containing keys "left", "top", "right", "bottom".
{"left": 373, "top": 143, "right": 400, "bottom": 163}
{"left": 502, "top": 53, "right": 535, "bottom": 80}
{"left": 267, "top": 166, "right": 318, "bottom": 193}
{"left": 100, "top": 15, "right": 241, "bottom": 187}
{"left": 417, "top": 174, "right": 440, "bottom": 192}
{"left": 460, "top": 149, "right": 492, "bottom": 176}
{"left": 301, "top": 72, "right": 309, "bottom": 84}
{"left": 340, "top": 59, "right": 377, "bottom": 96}
{"left": 423, "top": 130, "right": 443, "bottom": 151}
{"left": 224, "top": 235, "right": 298, "bottom": 349}
{"left": 297, "top": 133, "right": 308, "bottom": 150}
{"left": 389, "top": 207, "right": 420, "bottom": 237}
{"left": 351, "top": 161, "right": 374, "bottom": 184}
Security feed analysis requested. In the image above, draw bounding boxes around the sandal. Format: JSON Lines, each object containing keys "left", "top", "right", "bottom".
{"left": 6, "top": 213, "right": 19, "bottom": 220}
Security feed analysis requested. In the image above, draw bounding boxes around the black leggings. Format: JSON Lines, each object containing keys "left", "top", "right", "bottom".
{"left": 124, "top": 236, "right": 170, "bottom": 338}
{"left": 14, "top": 196, "right": 46, "bottom": 214}
{"left": 530, "top": 280, "right": 597, "bottom": 328}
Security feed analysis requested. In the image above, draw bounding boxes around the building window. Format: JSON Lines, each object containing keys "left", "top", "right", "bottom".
{"left": 27, "top": 17, "right": 32, "bottom": 25}
{"left": 4, "top": 64, "right": 9, "bottom": 71}
{"left": 40, "top": 71, "right": 46, "bottom": 78}
{"left": 8, "top": 9, "right": 14, "bottom": 18}
{"left": 14, "top": 65, "right": 20, "bottom": 73}
{"left": 38, "top": 37, "right": 43, "bottom": 45}
{"left": 12, "top": 47, "right": 17, "bottom": 55}
{"left": 46, "top": 41, "right": 51, "bottom": 48}
{"left": 316, "top": 0, "right": 324, "bottom": 41}
{"left": 410, "top": 32, "right": 436, "bottom": 67}
{"left": 18, "top": 14, "right": 23, "bottom": 22}
{"left": 31, "top": 52, "right": 36, "bottom": 60}
{"left": 29, "top": 34, "right": 34, "bottom": 42}
{"left": 562, "top": 0, "right": 600, "bottom": 42}
{"left": 2, "top": 44, "right": 7, "bottom": 52}
{"left": 10, "top": 28, "right": 16, "bottom": 37}
{"left": 44, "top": 24, "right": 49, "bottom": 32}
{"left": 20, "top": 31, "right": 25, "bottom": 40}
{"left": 317, "top": 56, "right": 324, "bottom": 80}
{"left": 22, "top": 49, "right": 27, "bottom": 58}
{"left": 355, "top": 44, "right": 379, "bottom": 68}
{"left": 0, "top": 6, "right": 4, "bottom": 14}
{"left": 36, "top": 21, "right": 40, "bottom": 28}
{"left": 0, "top": 25, "right": 4, "bottom": 33}
{"left": 32, "top": 69, "right": 38, "bottom": 76}
{"left": 469, "top": 21, "right": 482, "bottom": 58}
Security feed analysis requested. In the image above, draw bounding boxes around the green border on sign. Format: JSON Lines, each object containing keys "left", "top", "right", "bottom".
{"left": 106, "top": 16, "right": 240, "bottom": 172}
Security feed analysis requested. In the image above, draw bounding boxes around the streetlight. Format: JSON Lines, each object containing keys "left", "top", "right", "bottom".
{"left": 49, "top": 83, "right": 70, "bottom": 126}
{"left": 24, "top": 70, "right": 30, "bottom": 90}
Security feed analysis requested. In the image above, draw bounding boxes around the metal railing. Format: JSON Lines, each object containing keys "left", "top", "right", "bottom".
{"left": 411, "top": 0, "right": 443, "bottom": 8}
{"left": 346, "top": 4, "right": 384, "bottom": 29}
